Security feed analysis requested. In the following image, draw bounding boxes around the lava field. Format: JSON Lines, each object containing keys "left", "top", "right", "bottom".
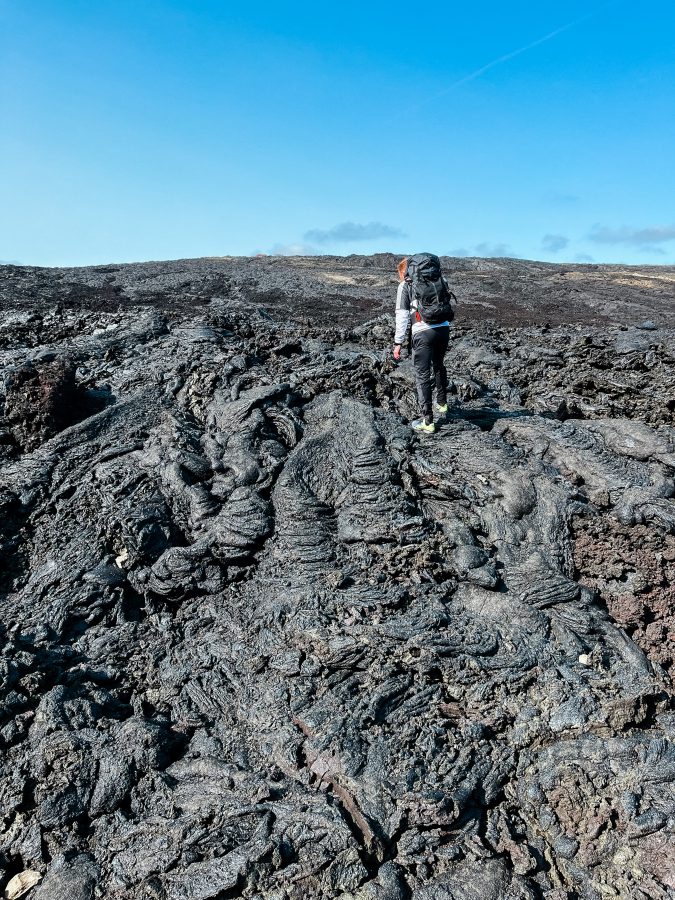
{"left": 0, "top": 254, "right": 674, "bottom": 899}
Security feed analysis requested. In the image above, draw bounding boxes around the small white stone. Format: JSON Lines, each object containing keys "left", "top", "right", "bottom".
{"left": 578, "top": 654, "right": 591, "bottom": 666}
{"left": 115, "top": 548, "right": 129, "bottom": 567}
{"left": 5, "top": 870, "right": 42, "bottom": 899}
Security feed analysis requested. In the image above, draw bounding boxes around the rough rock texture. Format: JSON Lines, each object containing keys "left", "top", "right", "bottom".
{"left": 0, "top": 254, "right": 674, "bottom": 899}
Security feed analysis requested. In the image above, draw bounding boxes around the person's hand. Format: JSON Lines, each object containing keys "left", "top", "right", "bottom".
{"left": 393, "top": 344, "right": 401, "bottom": 361}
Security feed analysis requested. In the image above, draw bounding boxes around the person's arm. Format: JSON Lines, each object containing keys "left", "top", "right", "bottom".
{"left": 393, "top": 282, "right": 410, "bottom": 358}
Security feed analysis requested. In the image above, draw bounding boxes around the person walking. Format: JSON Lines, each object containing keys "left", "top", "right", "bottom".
{"left": 393, "top": 254, "right": 455, "bottom": 433}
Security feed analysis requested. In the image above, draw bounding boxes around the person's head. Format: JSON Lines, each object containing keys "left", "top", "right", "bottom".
{"left": 397, "top": 258, "right": 408, "bottom": 282}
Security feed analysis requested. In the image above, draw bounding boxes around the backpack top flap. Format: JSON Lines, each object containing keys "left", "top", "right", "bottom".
{"left": 406, "top": 252, "right": 442, "bottom": 282}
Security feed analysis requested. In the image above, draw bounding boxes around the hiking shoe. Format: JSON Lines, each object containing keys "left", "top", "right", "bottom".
{"left": 435, "top": 402, "right": 449, "bottom": 414}
{"left": 412, "top": 417, "right": 435, "bottom": 434}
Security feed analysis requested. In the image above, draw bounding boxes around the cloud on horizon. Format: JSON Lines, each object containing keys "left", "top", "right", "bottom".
{"left": 303, "top": 221, "right": 406, "bottom": 245}
{"left": 589, "top": 224, "right": 675, "bottom": 249}
{"left": 574, "top": 252, "right": 595, "bottom": 263}
{"left": 449, "top": 241, "right": 520, "bottom": 259}
{"left": 542, "top": 234, "right": 569, "bottom": 253}
{"left": 268, "top": 242, "right": 319, "bottom": 256}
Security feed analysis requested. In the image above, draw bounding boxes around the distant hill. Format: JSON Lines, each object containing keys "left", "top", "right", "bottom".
{"left": 2, "top": 254, "right": 674, "bottom": 326}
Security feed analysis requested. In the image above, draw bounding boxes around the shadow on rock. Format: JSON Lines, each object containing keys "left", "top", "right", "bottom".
{"left": 2, "top": 355, "right": 114, "bottom": 453}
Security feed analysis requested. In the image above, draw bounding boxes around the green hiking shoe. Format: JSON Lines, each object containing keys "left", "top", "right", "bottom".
{"left": 412, "top": 417, "right": 435, "bottom": 434}
{"left": 435, "top": 402, "right": 449, "bottom": 414}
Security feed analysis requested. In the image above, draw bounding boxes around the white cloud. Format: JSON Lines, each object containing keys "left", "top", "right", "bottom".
{"left": 448, "top": 242, "right": 520, "bottom": 258}
{"left": 268, "top": 243, "right": 320, "bottom": 256}
{"left": 542, "top": 234, "right": 569, "bottom": 253}
{"left": 589, "top": 224, "right": 675, "bottom": 247}
{"left": 303, "top": 221, "right": 406, "bottom": 245}
{"left": 474, "top": 242, "right": 516, "bottom": 258}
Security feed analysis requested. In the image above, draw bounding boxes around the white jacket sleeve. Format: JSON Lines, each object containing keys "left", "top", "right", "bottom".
{"left": 394, "top": 282, "right": 410, "bottom": 345}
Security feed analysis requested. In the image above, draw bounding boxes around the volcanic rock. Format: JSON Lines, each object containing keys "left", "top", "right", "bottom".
{"left": 0, "top": 254, "right": 674, "bottom": 899}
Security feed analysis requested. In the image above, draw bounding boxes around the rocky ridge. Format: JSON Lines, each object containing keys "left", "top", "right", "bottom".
{"left": 0, "top": 255, "right": 674, "bottom": 899}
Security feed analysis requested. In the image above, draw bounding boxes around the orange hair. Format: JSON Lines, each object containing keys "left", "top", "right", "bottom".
{"left": 397, "top": 257, "right": 408, "bottom": 281}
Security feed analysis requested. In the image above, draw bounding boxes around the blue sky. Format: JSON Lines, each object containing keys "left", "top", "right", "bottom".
{"left": 1, "top": 0, "right": 674, "bottom": 266}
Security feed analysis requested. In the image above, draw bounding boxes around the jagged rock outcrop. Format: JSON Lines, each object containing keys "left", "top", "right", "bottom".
{"left": 0, "top": 255, "right": 674, "bottom": 899}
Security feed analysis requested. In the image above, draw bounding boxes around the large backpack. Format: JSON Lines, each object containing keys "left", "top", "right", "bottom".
{"left": 406, "top": 253, "right": 455, "bottom": 324}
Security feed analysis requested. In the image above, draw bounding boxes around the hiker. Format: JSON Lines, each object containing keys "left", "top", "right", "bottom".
{"left": 393, "top": 253, "right": 455, "bottom": 434}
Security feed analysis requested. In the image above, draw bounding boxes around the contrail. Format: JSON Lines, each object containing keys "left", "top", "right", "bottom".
{"left": 427, "top": 4, "right": 614, "bottom": 102}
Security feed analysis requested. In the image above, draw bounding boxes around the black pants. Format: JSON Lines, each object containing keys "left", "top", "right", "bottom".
{"left": 412, "top": 326, "right": 449, "bottom": 420}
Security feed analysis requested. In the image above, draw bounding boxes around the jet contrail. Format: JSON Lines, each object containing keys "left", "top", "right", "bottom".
{"left": 428, "top": 4, "right": 614, "bottom": 102}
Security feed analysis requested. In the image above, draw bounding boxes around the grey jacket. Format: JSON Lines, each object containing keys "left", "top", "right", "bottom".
{"left": 394, "top": 280, "right": 451, "bottom": 345}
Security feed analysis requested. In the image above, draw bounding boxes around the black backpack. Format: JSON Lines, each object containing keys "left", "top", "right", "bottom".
{"left": 406, "top": 253, "right": 455, "bottom": 324}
